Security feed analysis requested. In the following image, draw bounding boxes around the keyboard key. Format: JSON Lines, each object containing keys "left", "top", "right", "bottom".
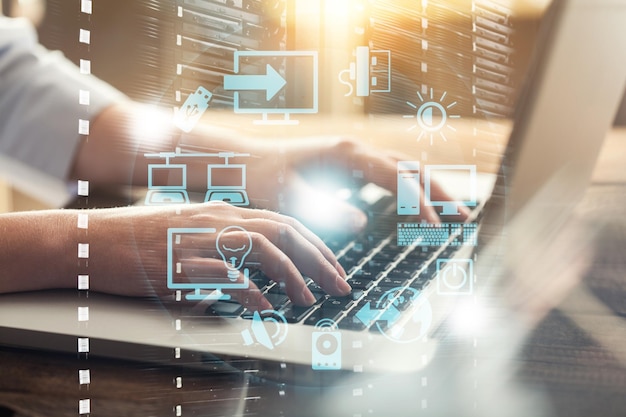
{"left": 346, "top": 278, "right": 375, "bottom": 290}
{"left": 337, "top": 314, "right": 367, "bottom": 331}
{"left": 206, "top": 301, "right": 244, "bottom": 318}
{"left": 251, "top": 271, "right": 271, "bottom": 289}
{"left": 349, "top": 268, "right": 375, "bottom": 281}
{"left": 363, "top": 286, "right": 387, "bottom": 301}
{"left": 371, "top": 250, "right": 397, "bottom": 263}
{"left": 363, "top": 259, "right": 388, "bottom": 274}
{"left": 378, "top": 277, "right": 409, "bottom": 288}
{"left": 280, "top": 303, "right": 316, "bottom": 323}
{"left": 267, "top": 283, "right": 286, "bottom": 294}
{"left": 264, "top": 293, "right": 289, "bottom": 308}
{"left": 350, "top": 289, "right": 364, "bottom": 301}
{"left": 320, "top": 295, "right": 353, "bottom": 312}
{"left": 303, "top": 309, "right": 325, "bottom": 326}
{"left": 306, "top": 282, "right": 328, "bottom": 303}
{"left": 339, "top": 253, "right": 361, "bottom": 271}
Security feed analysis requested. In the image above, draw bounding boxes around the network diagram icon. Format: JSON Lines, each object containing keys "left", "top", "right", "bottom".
{"left": 404, "top": 88, "right": 461, "bottom": 145}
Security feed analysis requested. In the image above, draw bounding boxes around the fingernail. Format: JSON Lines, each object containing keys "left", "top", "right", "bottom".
{"left": 302, "top": 287, "right": 316, "bottom": 306}
{"left": 336, "top": 275, "right": 352, "bottom": 295}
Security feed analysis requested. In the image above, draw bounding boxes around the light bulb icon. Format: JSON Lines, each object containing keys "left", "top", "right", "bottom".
{"left": 216, "top": 226, "right": 253, "bottom": 281}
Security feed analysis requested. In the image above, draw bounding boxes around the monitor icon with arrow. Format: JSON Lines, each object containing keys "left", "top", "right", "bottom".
{"left": 223, "top": 50, "right": 318, "bottom": 125}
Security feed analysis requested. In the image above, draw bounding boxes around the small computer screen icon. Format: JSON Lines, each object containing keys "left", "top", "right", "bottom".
{"left": 424, "top": 164, "right": 477, "bottom": 216}
{"left": 205, "top": 164, "right": 249, "bottom": 206}
{"left": 148, "top": 164, "right": 187, "bottom": 190}
{"left": 207, "top": 164, "right": 246, "bottom": 189}
{"left": 230, "top": 50, "right": 318, "bottom": 123}
{"left": 167, "top": 228, "right": 250, "bottom": 300}
{"left": 146, "top": 164, "right": 190, "bottom": 205}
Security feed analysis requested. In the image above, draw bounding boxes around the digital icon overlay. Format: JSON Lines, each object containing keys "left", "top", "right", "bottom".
{"left": 241, "top": 310, "right": 288, "bottom": 350}
{"left": 397, "top": 161, "right": 420, "bottom": 215}
{"left": 338, "top": 46, "right": 391, "bottom": 97}
{"left": 355, "top": 287, "right": 432, "bottom": 343}
{"left": 144, "top": 151, "right": 250, "bottom": 206}
{"left": 205, "top": 152, "right": 250, "bottom": 206}
{"left": 424, "top": 164, "right": 477, "bottom": 216}
{"left": 145, "top": 154, "right": 190, "bottom": 205}
{"left": 312, "top": 319, "right": 341, "bottom": 370}
{"left": 216, "top": 226, "right": 252, "bottom": 281}
{"left": 404, "top": 88, "right": 460, "bottom": 144}
{"left": 224, "top": 50, "right": 318, "bottom": 125}
{"left": 174, "top": 86, "right": 213, "bottom": 133}
{"left": 397, "top": 222, "right": 478, "bottom": 247}
{"left": 436, "top": 258, "right": 474, "bottom": 295}
{"left": 166, "top": 227, "right": 251, "bottom": 301}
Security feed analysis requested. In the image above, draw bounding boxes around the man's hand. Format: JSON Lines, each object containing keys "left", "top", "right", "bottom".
{"left": 0, "top": 203, "right": 350, "bottom": 310}
{"left": 87, "top": 202, "right": 350, "bottom": 310}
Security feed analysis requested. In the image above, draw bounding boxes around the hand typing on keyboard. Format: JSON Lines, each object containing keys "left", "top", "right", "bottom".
{"left": 1, "top": 104, "right": 468, "bottom": 311}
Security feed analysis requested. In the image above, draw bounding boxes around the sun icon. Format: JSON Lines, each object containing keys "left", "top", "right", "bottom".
{"left": 404, "top": 88, "right": 460, "bottom": 145}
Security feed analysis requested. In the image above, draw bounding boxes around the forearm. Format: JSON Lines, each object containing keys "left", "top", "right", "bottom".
{"left": 0, "top": 207, "right": 167, "bottom": 296}
{"left": 0, "top": 210, "right": 77, "bottom": 293}
{"left": 70, "top": 103, "right": 258, "bottom": 190}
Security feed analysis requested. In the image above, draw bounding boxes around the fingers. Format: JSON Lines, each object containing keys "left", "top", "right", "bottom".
{"left": 243, "top": 218, "right": 351, "bottom": 299}
{"left": 176, "top": 204, "right": 350, "bottom": 307}
{"left": 339, "top": 144, "right": 444, "bottom": 223}
{"left": 245, "top": 231, "right": 317, "bottom": 305}
{"left": 317, "top": 139, "right": 471, "bottom": 222}
{"left": 237, "top": 207, "right": 347, "bottom": 279}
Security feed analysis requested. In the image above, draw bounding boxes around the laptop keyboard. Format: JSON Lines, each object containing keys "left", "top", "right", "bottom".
{"left": 206, "top": 216, "right": 467, "bottom": 332}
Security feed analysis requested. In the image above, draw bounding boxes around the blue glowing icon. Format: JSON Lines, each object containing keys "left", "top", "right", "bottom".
{"left": 241, "top": 310, "right": 288, "bottom": 350}
{"left": 424, "top": 164, "right": 477, "bottom": 216}
{"left": 397, "top": 222, "right": 478, "bottom": 246}
{"left": 166, "top": 227, "right": 250, "bottom": 301}
{"left": 144, "top": 151, "right": 250, "bottom": 207}
{"left": 397, "top": 161, "right": 420, "bottom": 215}
{"left": 312, "top": 319, "right": 341, "bottom": 370}
{"left": 145, "top": 154, "right": 190, "bottom": 205}
{"left": 436, "top": 258, "right": 474, "bottom": 295}
{"left": 339, "top": 46, "right": 391, "bottom": 97}
{"left": 205, "top": 152, "right": 249, "bottom": 206}
{"left": 223, "top": 50, "right": 318, "bottom": 125}
{"left": 356, "top": 287, "right": 432, "bottom": 343}
{"left": 224, "top": 63, "right": 286, "bottom": 101}
{"left": 216, "top": 226, "right": 252, "bottom": 281}
{"left": 404, "top": 88, "right": 461, "bottom": 145}
{"left": 174, "top": 86, "right": 212, "bottom": 133}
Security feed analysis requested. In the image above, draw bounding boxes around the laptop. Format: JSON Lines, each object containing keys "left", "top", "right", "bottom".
{"left": 1, "top": 0, "right": 626, "bottom": 386}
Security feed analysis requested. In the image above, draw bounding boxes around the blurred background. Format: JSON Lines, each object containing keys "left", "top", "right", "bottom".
{"left": 1, "top": 0, "right": 624, "bottom": 212}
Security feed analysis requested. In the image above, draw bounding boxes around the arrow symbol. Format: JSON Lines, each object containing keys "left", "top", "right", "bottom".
{"left": 224, "top": 64, "right": 287, "bottom": 101}
{"left": 355, "top": 302, "right": 401, "bottom": 327}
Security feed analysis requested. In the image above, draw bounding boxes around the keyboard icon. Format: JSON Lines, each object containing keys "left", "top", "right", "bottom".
{"left": 397, "top": 222, "right": 477, "bottom": 247}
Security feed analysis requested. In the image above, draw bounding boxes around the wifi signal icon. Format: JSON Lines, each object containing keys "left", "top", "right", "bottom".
{"left": 241, "top": 310, "right": 288, "bottom": 350}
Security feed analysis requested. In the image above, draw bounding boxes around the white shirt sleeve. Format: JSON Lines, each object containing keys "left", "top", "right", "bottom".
{"left": 0, "top": 16, "right": 127, "bottom": 207}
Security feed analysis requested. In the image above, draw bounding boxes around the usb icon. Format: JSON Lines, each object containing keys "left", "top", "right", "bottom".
{"left": 174, "top": 86, "right": 213, "bottom": 133}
